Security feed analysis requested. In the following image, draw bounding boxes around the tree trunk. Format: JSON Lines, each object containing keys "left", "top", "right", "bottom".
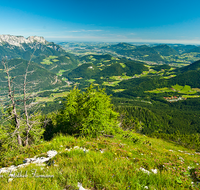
{"left": 17, "top": 133, "right": 22, "bottom": 146}
{"left": 24, "top": 130, "right": 29, "bottom": 146}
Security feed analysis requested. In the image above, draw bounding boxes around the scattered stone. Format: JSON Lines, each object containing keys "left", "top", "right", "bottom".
{"left": 47, "top": 150, "right": 58, "bottom": 158}
{"left": 65, "top": 146, "right": 89, "bottom": 153}
{"left": 151, "top": 169, "right": 158, "bottom": 174}
{"left": 78, "top": 182, "right": 87, "bottom": 190}
{"left": 0, "top": 150, "right": 58, "bottom": 174}
{"left": 8, "top": 178, "right": 13, "bottom": 182}
{"left": 139, "top": 167, "right": 151, "bottom": 175}
{"left": 103, "top": 134, "right": 114, "bottom": 138}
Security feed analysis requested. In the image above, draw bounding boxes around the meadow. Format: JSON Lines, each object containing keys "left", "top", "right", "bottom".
{"left": 0, "top": 133, "right": 199, "bottom": 190}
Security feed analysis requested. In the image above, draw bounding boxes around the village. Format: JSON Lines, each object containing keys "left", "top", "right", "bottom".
{"left": 164, "top": 96, "right": 186, "bottom": 102}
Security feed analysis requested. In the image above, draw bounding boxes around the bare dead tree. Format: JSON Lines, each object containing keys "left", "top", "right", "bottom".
{"left": 1, "top": 58, "right": 22, "bottom": 146}
{"left": 1, "top": 48, "right": 45, "bottom": 147}
{"left": 23, "top": 52, "right": 42, "bottom": 146}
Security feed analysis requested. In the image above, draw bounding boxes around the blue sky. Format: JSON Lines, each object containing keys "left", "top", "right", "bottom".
{"left": 1, "top": 0, "right": 200, "bottom": 44}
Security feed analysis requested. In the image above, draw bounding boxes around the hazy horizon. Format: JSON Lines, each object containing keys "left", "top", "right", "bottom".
{"left": 1, "top": 0, "right": 200, "bottom": 44}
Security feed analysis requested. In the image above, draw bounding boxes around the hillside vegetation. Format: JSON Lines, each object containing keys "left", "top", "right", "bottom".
{"left": 0, "top": 38, "right": 200, "bottom": 189}
{"left": 0, "top": 133, "right": 199, "bottom": 190}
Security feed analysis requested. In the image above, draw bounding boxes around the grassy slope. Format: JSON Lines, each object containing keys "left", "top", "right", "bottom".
{"left": 0, "top": 133, "right": 199, "bottom": 190}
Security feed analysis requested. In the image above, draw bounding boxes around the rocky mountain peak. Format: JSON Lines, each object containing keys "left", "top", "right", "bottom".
{"left": 0, "top": 34, "right": 47, "bottom": 47}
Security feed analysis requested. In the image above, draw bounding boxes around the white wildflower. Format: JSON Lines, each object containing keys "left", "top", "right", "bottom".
{"left": 179, "top": 157, "right": 184, "bottom": 161}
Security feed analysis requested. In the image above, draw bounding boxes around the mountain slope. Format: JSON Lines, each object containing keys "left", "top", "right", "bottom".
{"left": 178, "top": 59, "right": 200, "bottom": 73}
{"left": 102, "top": 43, "right": 164, "bottom": 62}
{"left": 32, "top": 53, "right": 78, "bottom": 75}
{"left": 0, "top": 133, "right": 199, "bottom": 190}
{"left": 153, "top": 44, "right": 178, "bottom": 56}
{"left": 169, "top": 44, "right": 197, "bottom": 54}
{"left": 0, "top": 35, "right": 66, "bottom": 60}
{"left": 186, "top": 46, "right": 200, "bottom": 53}
{"left": 0, "top": 58, "right": 65, "bottom": 92}
{"left": 66, "top": 54, "right": 148, "bottom": 80}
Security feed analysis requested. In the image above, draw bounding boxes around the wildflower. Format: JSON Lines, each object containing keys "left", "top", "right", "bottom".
{"left": 144, "top": 186, "right": 148, "bottom": 189}
{"left": 100, "top": 150, "right": 104, "bottom": 153}
{"left": 187, "top": 166, "right": 192, "bottom": 170}
{"left": 179, "top": 157, "right": 184, "bottom": 161}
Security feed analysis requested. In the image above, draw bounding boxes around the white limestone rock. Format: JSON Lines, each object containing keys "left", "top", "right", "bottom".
{"left": 0, "top": 35, "right": 47, "bottom": 47}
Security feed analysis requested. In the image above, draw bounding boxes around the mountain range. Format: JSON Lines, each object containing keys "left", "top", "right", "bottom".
{"left": 0, "top": 35, "right": 65, "bottom": 60}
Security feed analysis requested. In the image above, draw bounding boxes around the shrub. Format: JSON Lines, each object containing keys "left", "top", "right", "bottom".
{"left": 54, "top": 85, "right": 119, "bottom": 137}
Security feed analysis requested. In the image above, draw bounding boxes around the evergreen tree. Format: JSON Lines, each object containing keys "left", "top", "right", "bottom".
{"left": 54, "top": 85, "right": 119, "bottom": 137}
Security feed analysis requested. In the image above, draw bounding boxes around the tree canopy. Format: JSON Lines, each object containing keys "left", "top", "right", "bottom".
{"left": 54, "top": 85, "right": 119, "bottom": 137}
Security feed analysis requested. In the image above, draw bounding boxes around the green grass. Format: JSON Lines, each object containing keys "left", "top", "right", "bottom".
{"left": 109, "top": 76, "right": 121, "bottom": 80}
{"left": 0, "top": 133, "right": 199, "bottom": 190}
{"left": 112, "top": 89, "right": 126, "bottom": 93}
{"left": 121, "top": 76, "right": 132, "bottom": 79}
{"left": 146, "top": 85, "right": 200, "bottom": 96}
{"left": 41, "top": 56, "right": 59, "bottom": 65}
{"left": 182, "top": 95, "right": 200, "bottom": 98}
{"left": 57, "top": 70, "right": 67, "bottom": 76}
{"left": 49, "top": 56, "right": 58, "bottom": 59}
{"left": 172, "top": 84, "right": 183, "bottom": 91}
{"left": 52, "top": 59, "right": 59, "bottom": 62}
{"left": 102, "top": 81, "right": 121, "bottom": 87}
{"left": 86, "top": 79, "right": 96, "bottom": 83}
{"left": 119, "top": 63, "right": 126, "bottom": 68}
{"left": 36, "top": 91, "right": 70, "bottom": 102}
{"left": 41, "top": 59, "right": 53, "bottom": 65}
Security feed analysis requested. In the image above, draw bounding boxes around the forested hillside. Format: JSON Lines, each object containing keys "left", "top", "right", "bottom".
{"left": 0, "top": 38, "right": 200, "bottom": 189}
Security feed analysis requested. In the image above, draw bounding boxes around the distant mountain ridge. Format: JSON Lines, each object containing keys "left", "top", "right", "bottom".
{"left": 0, "top": 34, "right": 65, "bottom": 60}
{"left": 102, "top": 43, "right": 164, "bottom": 62}
{"left": 0, "top": 35, "right": 47, "bottom": 47}
{"left": 153, "top": 44, "right": 178, "bottom": 56}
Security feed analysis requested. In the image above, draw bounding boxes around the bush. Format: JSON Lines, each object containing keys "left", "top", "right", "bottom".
{"left": 54, "top": 85, "right": 119, "bottom": 137}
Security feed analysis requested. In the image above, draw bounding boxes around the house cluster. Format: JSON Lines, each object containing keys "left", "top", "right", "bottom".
{"left": 164, "top": 96, "right": 186, "bottom": 102}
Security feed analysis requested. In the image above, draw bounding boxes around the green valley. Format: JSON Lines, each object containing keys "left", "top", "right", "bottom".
{"left": 0, "top": 37, "right": 200, "bottom": 190}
